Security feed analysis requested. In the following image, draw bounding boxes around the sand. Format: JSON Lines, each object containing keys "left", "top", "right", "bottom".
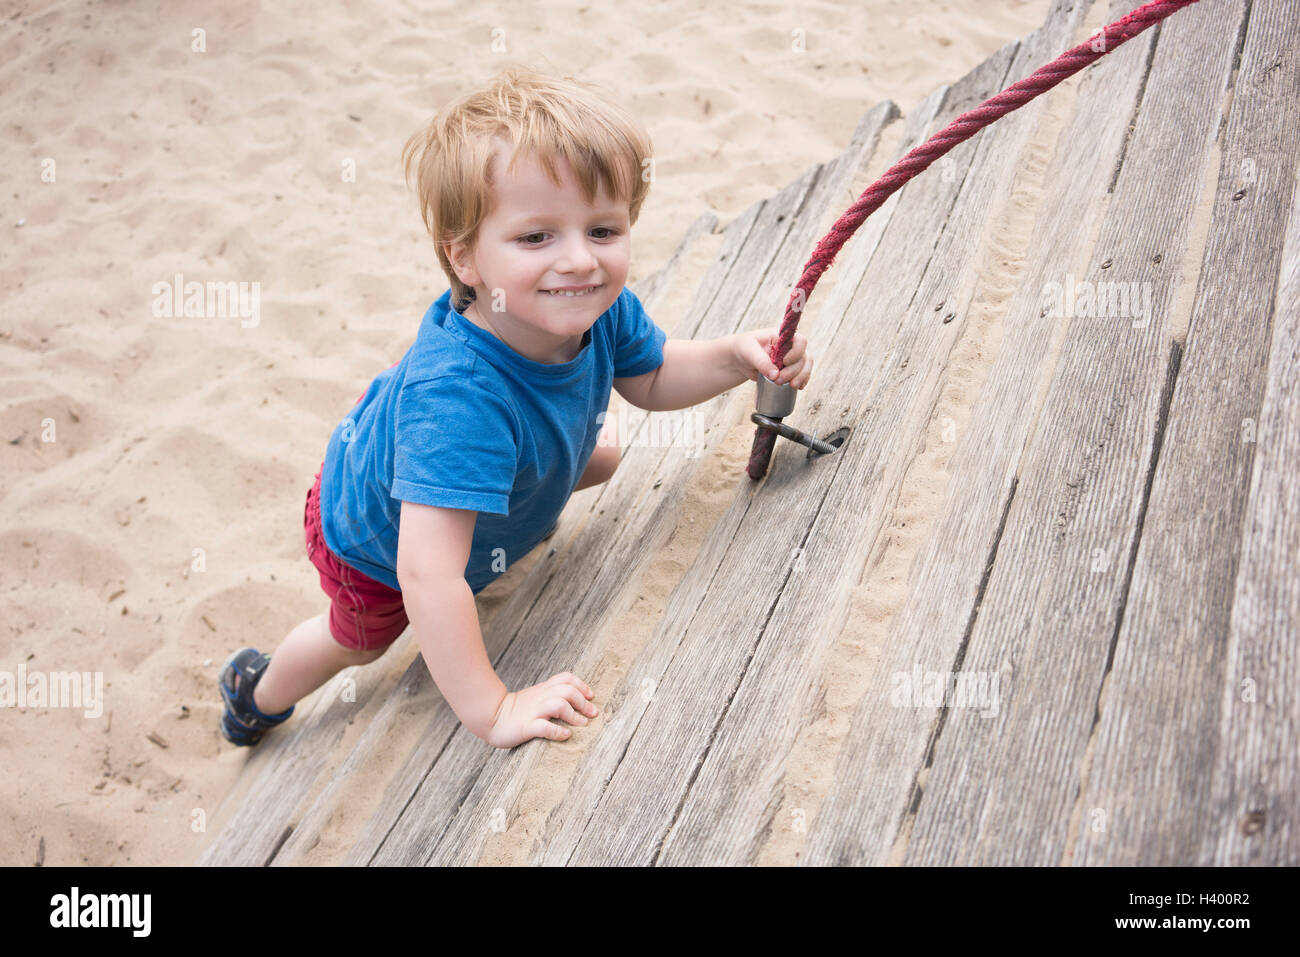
{"left": 1, "top": 0, "right": 1048, "bottom": 866}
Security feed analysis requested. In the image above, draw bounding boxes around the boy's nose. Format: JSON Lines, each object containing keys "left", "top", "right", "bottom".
{"left": 554, "top": 235, "right": 598, "bottom": 273}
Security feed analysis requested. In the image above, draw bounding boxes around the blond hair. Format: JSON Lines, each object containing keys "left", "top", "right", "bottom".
{"left": 402, "top": 67, "right": 653, "bottom": 311}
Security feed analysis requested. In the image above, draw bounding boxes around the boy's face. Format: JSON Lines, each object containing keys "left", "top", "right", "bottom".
{"left": 448, "top": 141, "right": 632, "bottom": 364}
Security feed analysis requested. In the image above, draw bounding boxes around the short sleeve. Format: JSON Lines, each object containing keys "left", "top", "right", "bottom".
{"left": 612, "top": 287, "right": 668, "bottom": 379}
{"left": 391, "top": 375, "right": 518, "bottom": 516}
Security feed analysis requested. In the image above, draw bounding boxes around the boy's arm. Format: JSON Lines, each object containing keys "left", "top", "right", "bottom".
{"left": 614, "top": 337, "right": 749, "bottom": 412}
{"left": 614, "top": 332, "right": 812, "bottom": 412}
{"left": 395, "top": 500, "right": 506, "bottom": 739}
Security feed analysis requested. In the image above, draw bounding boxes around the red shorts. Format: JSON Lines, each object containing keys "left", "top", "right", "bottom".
{"left": 304, "top": 467, "right": 408, "bottom": 651}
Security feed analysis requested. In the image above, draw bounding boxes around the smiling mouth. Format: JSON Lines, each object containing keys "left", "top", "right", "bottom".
{"left": 542, "top": 284, "right": 602, "bottom": 297}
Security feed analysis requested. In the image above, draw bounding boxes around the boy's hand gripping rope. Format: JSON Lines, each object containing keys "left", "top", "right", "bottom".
{"left": 746, "top": 0, "right": 1201, "bottom": 480}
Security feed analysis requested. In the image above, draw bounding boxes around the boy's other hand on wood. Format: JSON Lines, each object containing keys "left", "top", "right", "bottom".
{"left": 486, "top": 671, "right": 599, "bottom": 749}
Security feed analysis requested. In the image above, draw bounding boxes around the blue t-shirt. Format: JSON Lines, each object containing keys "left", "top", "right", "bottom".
{"left": 318, "top": 285, "right": 667, "bottom": 593}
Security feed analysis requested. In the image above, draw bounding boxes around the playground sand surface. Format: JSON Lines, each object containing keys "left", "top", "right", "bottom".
{"left": 2, "top": 0, "right": 1048, "bottom": 865}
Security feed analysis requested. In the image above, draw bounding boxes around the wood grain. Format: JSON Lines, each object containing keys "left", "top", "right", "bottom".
{"left": 894, "top": 0, "right": 1249, "bottom": 866}
{"left": 1074, "top": 0, "right": 1300, "bottom": 866}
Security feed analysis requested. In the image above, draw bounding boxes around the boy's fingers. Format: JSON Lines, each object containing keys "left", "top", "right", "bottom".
{"left": 770, "top": 338, "right": 809, "bottom": 380}
{"left": 550, "top": 671, "right": 591, "bottom": 695}
{"left": 552, "top": 672, "right": 592, "bottom": 697}
{"left": 798, "top": 355, "right": 814, "bottom": 387}
{"left": 741, "top": 342, "right": 764, "bottom": 373}
{"left": 748, "top": 340, "right": 780, "bottom": 380}
{"left": 561, "top": 702, "right": 589, "bottom": 726}
{"left": 560, "top": 685, "right": 598, "bottom": 716}
{"left": 540, "top": 696, "right": 587, "bottom": 727}
{"left": 546, "top": 691, "right": 590, "bottom": 720}
{"left": 535, "top": 719, "right": 569, "bottom": 740}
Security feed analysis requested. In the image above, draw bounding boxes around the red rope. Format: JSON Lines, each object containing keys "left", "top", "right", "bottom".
{"left": 747, "top": 0, "right": 1201, "bottom": 479}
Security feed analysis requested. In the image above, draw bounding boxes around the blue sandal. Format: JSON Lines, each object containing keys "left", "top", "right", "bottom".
{"left": 218, "top": 648, "right": 294, "bottom": 746}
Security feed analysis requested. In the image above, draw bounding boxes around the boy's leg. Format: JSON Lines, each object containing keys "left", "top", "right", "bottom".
{"left": 251, "top": 611, "right": 387, "bottom": 715}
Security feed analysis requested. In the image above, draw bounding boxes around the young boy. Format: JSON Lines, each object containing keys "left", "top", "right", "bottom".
{"left": 218, "top": 67, "right": 813, "bottom": 751}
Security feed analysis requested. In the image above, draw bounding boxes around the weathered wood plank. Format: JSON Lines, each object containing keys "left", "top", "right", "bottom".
{"left": 747, "top": 101, "right": 902, "bottom": 344}
{"left": 854, "top": 0, "right": 1247, "bottom": 866}
{"left": 660, "top": 0, "right": 1097, "bottom": 867}
{"left": 796, "top": 0, "right": 1142, "bottom": 869}
{"left": 538, "top": 39, "right": 1021, "bottom": 866}
{"left": 1073, "top": 0, "right": 1300, "bottom": 866}
{"left": 1204, "top": 172, "right": 1300, "bottom": 866}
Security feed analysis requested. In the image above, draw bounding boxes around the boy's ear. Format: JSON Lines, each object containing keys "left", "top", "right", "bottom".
{"left": 445, "top": 239, "right": 481, "bottom": 288}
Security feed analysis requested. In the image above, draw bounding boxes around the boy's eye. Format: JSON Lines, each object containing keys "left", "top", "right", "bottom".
{"left": 518, "top": 227, "right": 619, "bottom": 245}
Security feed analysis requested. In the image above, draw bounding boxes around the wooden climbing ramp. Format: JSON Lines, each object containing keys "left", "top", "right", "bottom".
{"left": 199, "top": 0, "right": 1300, "bottom": 866}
